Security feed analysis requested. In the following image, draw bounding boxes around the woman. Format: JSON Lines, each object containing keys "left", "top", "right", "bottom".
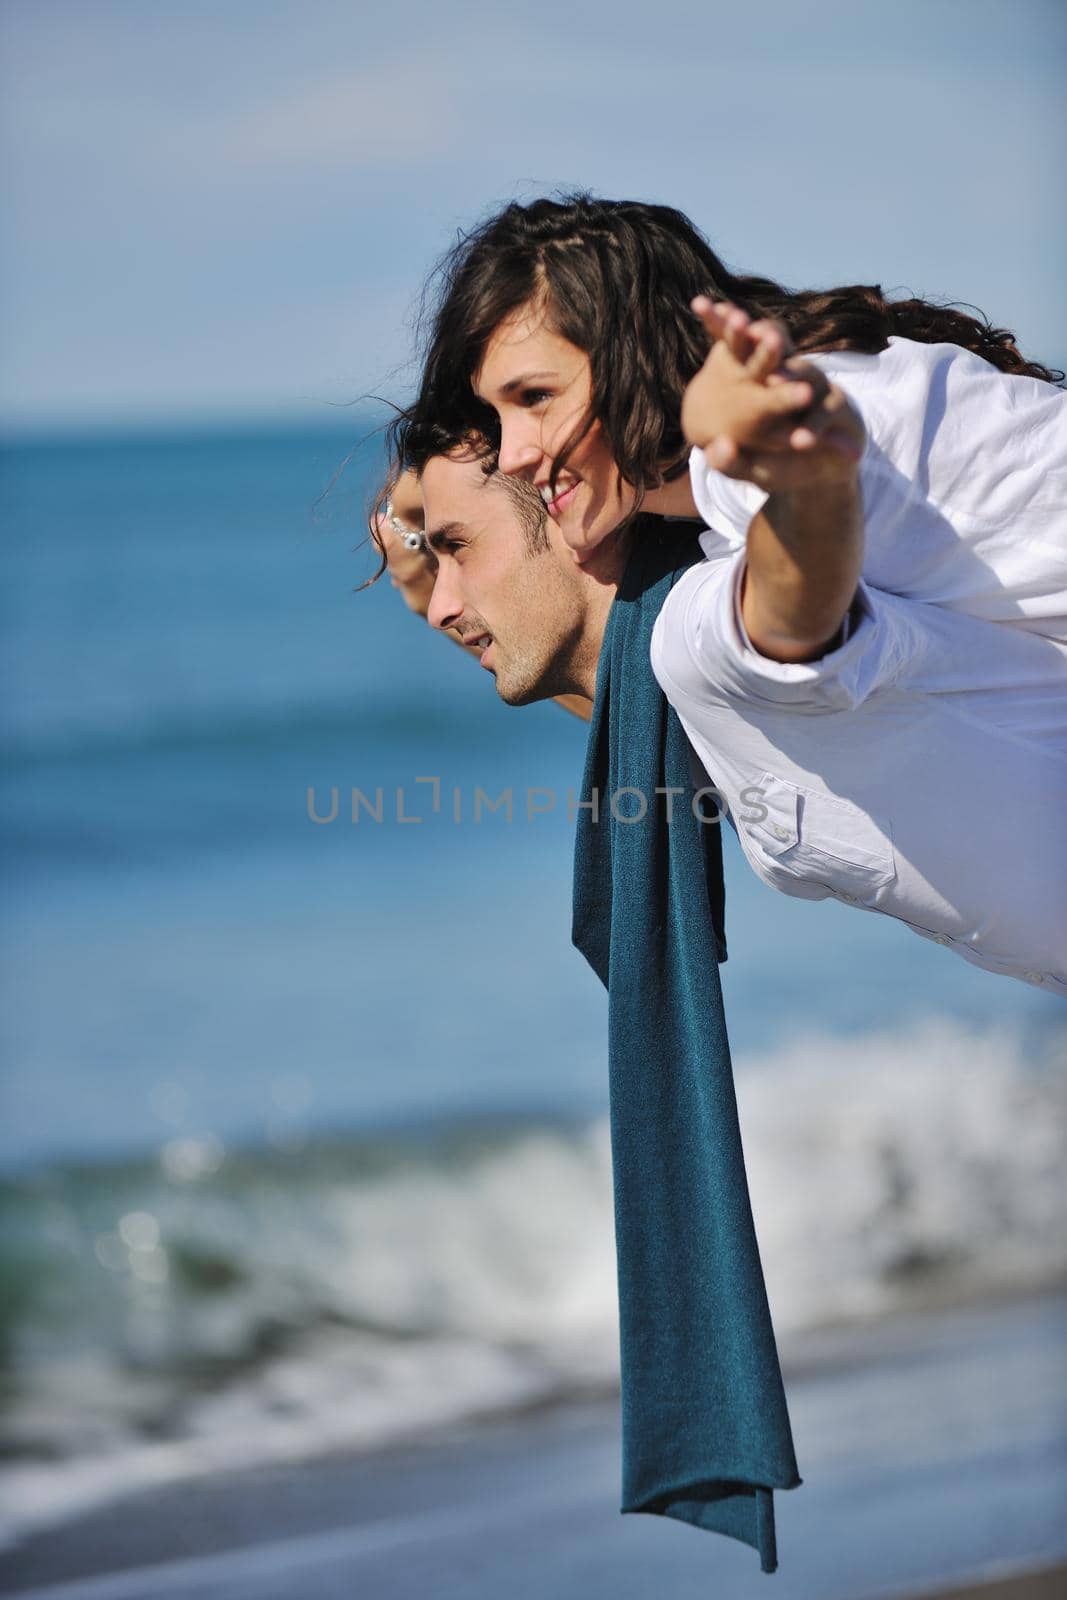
{"left": 393, "top": 194, "right": 1067, "bottom": 989}
{"left": 398, "top": 194, "right": 1064, "bottom": 632}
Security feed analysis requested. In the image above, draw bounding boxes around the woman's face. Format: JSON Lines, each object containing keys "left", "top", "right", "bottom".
{"left": 473, "top": 305, "right": 638, "bottom": 557}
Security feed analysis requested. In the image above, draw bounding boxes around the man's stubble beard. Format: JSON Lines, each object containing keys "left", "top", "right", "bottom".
{"left": 491, "top": 619, "right": 586, "bottom": 705}
{"left": 491, "top": 555, "right": 589, "bottom": 707}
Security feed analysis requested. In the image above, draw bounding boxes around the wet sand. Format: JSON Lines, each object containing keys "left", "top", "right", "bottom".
{"left": 1, "top": 1292, "right": 1064, "bottom": 1600}
{"left": 915, "top": 1571, "right": 1066, "bottom": 1600}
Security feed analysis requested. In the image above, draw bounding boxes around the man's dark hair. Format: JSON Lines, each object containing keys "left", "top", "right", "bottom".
{"left": 364, "top": 427, "right": 547, "bottom": 586}
{"left": 495, "top": 469, "right": 549, "bottom": 553}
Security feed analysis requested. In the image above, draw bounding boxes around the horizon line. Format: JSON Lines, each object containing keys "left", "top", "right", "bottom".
{"left": 0, "top": 402, "right": 401, "bottom": 449}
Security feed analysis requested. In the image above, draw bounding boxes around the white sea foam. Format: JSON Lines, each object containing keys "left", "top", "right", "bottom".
{"left": 737, "top": 1017, "right": 1067, "bottom": 1333}
{"left": 1, "top": 1016, "right": 1063, "bottom": 1548}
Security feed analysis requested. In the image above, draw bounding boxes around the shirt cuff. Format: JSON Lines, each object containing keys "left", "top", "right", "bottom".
{"left": 690, "top": 550, "right": 885, "bottom": 712}
{"left": 734, "top": 561, "right": 860, "bottom": 656}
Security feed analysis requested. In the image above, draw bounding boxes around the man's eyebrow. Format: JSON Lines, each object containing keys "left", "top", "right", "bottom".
{"left": 497, "top": 369, "right": 558, "bottom": 398}
{"left": 425, "top": 520, "right": 466, "bottom": 552}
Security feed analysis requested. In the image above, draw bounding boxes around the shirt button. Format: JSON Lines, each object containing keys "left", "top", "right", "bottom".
{"left": 932, "top": 934, "right": 951, "bottom": 945}
{"left": 1024, "top": 971, "right": 1045, "bottom": 985}
{"left": 838, "top": 892, "right": 857, "bottom": 904}
{"left": 770, "top": 824, "right": 791, "bottom": 841}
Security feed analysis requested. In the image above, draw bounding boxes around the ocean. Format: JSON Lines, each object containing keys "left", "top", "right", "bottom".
{"left": 1, "top": 425, "right": 1064, "bottom": 1548}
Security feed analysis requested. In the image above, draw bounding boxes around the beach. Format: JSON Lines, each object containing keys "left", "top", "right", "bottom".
{"left": 4, "top": 1, "right": 1067, "bottom": 1584}
{"left": 2, "top": 1291, "right": 1064, "bottom": 1600}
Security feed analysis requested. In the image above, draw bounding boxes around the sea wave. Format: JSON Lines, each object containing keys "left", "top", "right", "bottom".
{"left": 1, "top": 1016, "right": 1063, "bottom": 1546}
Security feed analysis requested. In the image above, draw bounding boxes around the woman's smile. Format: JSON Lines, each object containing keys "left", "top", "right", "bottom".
{"left": 539, "top": 478, "right": 580, "bottom": 519}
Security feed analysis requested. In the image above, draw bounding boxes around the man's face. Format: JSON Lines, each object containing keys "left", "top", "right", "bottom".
{"left": 421, "top": 453, "right": 590, "bottom": 706}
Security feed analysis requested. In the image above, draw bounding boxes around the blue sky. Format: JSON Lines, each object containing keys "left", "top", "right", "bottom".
{"left": 1, "top": 0, "right": 1064, "bottom": 432}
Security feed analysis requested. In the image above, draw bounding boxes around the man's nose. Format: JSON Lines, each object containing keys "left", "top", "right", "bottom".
{"left": 497, "top": 417, "right": 542, "bottom": 477}
{"left": 427, "top": 567, "right": 462, "bottom": 635}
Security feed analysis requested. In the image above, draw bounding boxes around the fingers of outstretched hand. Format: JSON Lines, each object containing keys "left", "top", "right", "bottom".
{"left": 716, "top": 406, "right": 865, "bottom": 486}
{"left": 790, "top": 390, "right": 864, "bottom": 458}
{"left": 696, "top": 376, "right": 817, "bottom": 467}
{"left": 743, "top": 318, "right": 792, "bottom": 379}
{"left": 779, "top": 355, "right": 831, "bottom": 401}
{"left": 691, "top": 301, "right": 796, "bottom": 381}
{"left": 766, "top": 378, "right": 815, "bottom": 415}
{"left": 736, "top": 378, "right": 817, "bottom": 437}
{"left": 691, "top": 297, "right": 758, "bottom": 362}
{"left": 789, "top": 397, "right": 840, "bottom": 450}
{"left": 691, "top": 295, "right": 730, "bottom": 337}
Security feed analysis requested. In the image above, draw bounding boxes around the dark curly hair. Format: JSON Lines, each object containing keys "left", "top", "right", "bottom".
{"left": 365, "top": 192, "right": 1062, "bottom": 586}
{"left": 405, "top": 189, "right": 1060, "bottom": 464}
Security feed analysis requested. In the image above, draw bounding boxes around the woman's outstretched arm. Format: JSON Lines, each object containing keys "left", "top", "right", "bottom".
{"left": 682, "top": 301, "right": 866, "bottom": 662}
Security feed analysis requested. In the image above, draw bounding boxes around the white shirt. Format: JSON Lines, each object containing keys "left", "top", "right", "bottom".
{"left": 689, "top": 336, "right": 1067, "bottom": 644}
{"left": 650, "top": 341, "right": 1067, "bottom": 994}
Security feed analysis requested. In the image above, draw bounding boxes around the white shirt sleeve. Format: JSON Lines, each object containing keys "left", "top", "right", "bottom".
{"left": 689, "top": 342, "right": 1067, "bottom": 642}
{"left": 658, "top": 549, "right": 917, "bottom": 715}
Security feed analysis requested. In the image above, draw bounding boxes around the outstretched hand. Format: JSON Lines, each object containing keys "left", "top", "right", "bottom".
{"left": 682, "top": 299, "right": 865, "bottom": 492}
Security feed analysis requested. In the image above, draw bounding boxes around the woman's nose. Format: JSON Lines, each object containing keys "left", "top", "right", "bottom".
{"left": 497, "top": 417, "right": 542, "bottom": 477}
